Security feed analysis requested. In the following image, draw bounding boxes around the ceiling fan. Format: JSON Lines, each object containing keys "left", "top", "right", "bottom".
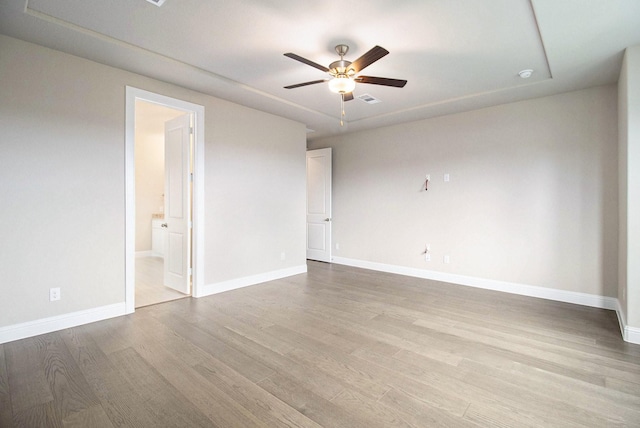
{"left": 283, "top": 44, "right": 407, "bottom": 125}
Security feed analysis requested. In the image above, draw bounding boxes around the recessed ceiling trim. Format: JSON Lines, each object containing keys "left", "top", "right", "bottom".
{"left": 22, "top": 2, "right": 337, "bottom": 122}
{"left": 348, "top": 78, "right": 550, "bottom": 126}
{"left": 528, "top": 0, "right": 554, "bottom": 79}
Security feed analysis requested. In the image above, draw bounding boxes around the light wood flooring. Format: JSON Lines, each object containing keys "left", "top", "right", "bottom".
{"left": 135, "top": 256, "right": 188, "bottom": 308}
{"left": 2, "top": 261, "right": 640, "bottom": 427}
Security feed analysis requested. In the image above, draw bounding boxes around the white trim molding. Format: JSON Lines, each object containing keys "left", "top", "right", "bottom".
{"left": 196, "top": 265, "right": 308, "bottom": 297}
{"left": 125, "top": 86, "right": 205, "bottom": 315}
{"left": 0, "top": 303, "right": 126, "bottom": 344}
{"left": 615, "top": 300, "right": 640, "bottom": 345}
{"left": 333, "top": 257, "right": 619, "bottom": 310}
{"left": 335, "top": 257, "right": 640, "bottom": 344}
{"left": 625, "top": 326, "right": 640, "bottom": 344}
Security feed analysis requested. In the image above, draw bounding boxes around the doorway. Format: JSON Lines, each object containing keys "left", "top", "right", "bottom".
{"left": 125, "top": 87, "right": 205, "bottom": 314}
{"left": 134, "top": 101, "right": 189, "bottom": 307}
{"left": 306, "top": 148, "right": 332, "bottom": 262}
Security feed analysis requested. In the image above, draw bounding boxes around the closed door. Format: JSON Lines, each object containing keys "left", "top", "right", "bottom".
{"left": 306, "top": 148, "right": 332, "bottom": 262}
{"left": 164, "top": 113, "right": 191, "bottom": 294}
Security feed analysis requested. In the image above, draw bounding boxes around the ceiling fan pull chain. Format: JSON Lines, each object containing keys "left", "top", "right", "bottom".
{"left": 340, "top": 94, "right": 345, "bottom": 126}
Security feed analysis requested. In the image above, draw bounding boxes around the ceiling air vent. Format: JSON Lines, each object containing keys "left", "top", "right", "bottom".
{"left": 357, "top": 94, "right": 382, "bottom": 104}
{"left": 145, "top": 0, "right": 167, "bottom": 6}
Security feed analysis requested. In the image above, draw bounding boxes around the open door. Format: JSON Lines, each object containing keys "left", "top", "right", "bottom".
{"left": 306, "top": 148, "right": 332, "bottom": 262}
{"left": 163, "top": 113, "right": 192, "bottom": 294}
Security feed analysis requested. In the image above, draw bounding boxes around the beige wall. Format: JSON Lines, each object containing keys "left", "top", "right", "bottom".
{"left": 0, "top": 35, "right": 307, "bottom": 327}
{"left": 205, "top": 101, "right": 307, "bottom": 283}
{"left": 309, "top": 85, "right": 618, "bottom": 297}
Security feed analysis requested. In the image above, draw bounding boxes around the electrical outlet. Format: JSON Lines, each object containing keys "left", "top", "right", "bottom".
{"left": 425, "top": 253, "right": 431, "bottom": 262}
{"left": 336, "top": 242, "right": 340, "bottom": 250}
{"left": 444, "top": 173, "right": 450, "bottom": 182}
{"left": 443, "top": 255, "right": 450, "bottom": 264}
{"left": 50, "top": 287, "right": 61, "bottom": 302}
{"left": 280, "top": 252, "right": 286, "bottom": 261}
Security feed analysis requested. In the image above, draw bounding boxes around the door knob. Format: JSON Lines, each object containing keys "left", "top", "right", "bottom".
{"left": 161, "top": 223, "right": 168, "bottom": 228}
{"left": 324, "top": 218, "right": 331, "bottom": 222}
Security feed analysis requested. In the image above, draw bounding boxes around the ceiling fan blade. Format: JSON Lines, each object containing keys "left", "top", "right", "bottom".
{"left": 350, "top": 46, "right": 389, "bottom": 73}
{"left": 284, "top": 53, "right": 330, "bottom": 72}
{"left": 343, "top": 92, "right": 354, "bottom": 101}
{"left": 284, "top": 79, "right": 328, "bottom": 89}
{"left": 355, "top": 75, "right": 407, "bottom": 88}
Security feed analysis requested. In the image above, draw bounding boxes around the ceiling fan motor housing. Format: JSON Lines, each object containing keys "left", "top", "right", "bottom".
{"left": 329, "top": 59, "right": 354, "bottom": 77}
{"left": 330, "top": 45, "right": 354, "bottom": 77}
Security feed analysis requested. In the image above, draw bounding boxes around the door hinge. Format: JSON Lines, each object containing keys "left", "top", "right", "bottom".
{"left": 189, "top": 173, "right": 194, "bottom": 182}
{"left": 189, "top": 127, "right": 194, "bottom": 135}
{"left": 188, "top": 221, "right": 193, "bottom": 229}
{"left": 188, "top": 267, "right": 192, "bottom": 276}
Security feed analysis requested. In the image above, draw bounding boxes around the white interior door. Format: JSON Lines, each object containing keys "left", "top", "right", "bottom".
{"left": 306, "top": 148, "right": 332, "bottom": 262}
{"left": 164, "top": 113, "right": 191, "bottom": 294}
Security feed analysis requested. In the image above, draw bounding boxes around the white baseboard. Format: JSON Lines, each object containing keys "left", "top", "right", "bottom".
{"left": 333, "top": 257, "right": 619, "bottom": 310}
{"left": 335, "top": 256, "right": 639, "bottom": 344}
{"left": 614, "top": 300, "right": 640, "bottom": 345}
{"left": 625, "top": 326, "right": 640, "bottom": 344}
{"left": 0, "top": 303, "right": 126, "bottom": 344}
{"left": 195, "top": 264, "right": 308, "bottom": 298}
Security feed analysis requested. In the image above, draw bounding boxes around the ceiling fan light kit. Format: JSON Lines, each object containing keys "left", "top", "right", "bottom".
{"left": 328, "top": 76, "right": 356, "bottom": 94}
{"left": 284, "top": 44, "right": 407, "bottom": 126}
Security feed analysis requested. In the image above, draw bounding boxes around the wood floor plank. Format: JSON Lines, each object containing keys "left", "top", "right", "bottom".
{"left": 88, "top": 316, "right": 137, "bottom": 356}
{"left": 4, "top": 338, "right": 53, "bottom": 414}
{"left": 37, "top": 333, "right": 101, "bottom": 421}
{"left": 257, "top": 374, "right": 368, "bottom": 428}
{"left": 171, "top": 308, "right": 346, "bottom": 401}
{"left": 107, "top": 347, "right": 215, "bottom": 427}
{"left": 266, "top": 324, "right": 472, "bottom": 419}
{"left": 606, "top": 376, "right": 640, "bottom": 397}
{"left": 193, "top": 360, "right": 323, "bottom": 428}
{"left": 152, "top": 311, "right": 275, "bottom": 383}
{"left": 0, "top": 343, "right": 14, "bottom": 428}
{"left": 458, "top": 358, "right": 640, "bottom": 424}
{"left": 61, "top": 404, "right": 114, "bottom": 428}
{"left": 12, "top": 401, "right": 61, "bottom": 428}
{"left": 378, "top": 387, "right": 478, "bottom": 428}
{"left": 354, "top": 340, "right": 574, "bottom": 427}
{"left": 329, "top": 389, "right": 414, "bottom": 428}
{"left": 5, "top": 332, "right": 100, "bottom": 423}
{"left": 125, "top": 322, "right": 270, "bottom": 428}
{"left": 60, "top": 327, "right": 163, "bottom": 427}
{"left": 462, "top": 367, "right": 627, "bottom": 427}
{"left": 3, "top": 261, "right": 640, "bottom": 427}
{"left": 411, "top": 316, "right": 640, "bottom": 384}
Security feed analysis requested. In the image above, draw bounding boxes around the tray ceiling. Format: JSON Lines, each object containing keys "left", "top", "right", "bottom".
{"left": 1, "top": 0, "right": 639, "bottom": 140}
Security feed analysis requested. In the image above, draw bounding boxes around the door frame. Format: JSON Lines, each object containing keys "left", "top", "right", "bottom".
{"left": 125, "top": 86, "right": 205, "bottom": 314}
{"left": 306, "top": 148, "right": 332, "bottom": 262}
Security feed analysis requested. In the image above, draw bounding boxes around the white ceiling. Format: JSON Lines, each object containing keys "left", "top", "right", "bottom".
{"left": 1, "top": 0, "right": 639, "bottom": 141}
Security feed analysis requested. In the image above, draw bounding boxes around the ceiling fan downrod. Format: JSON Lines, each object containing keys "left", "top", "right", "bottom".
{"left": 330, "top": 44, "right": 352, "bottom": 77}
